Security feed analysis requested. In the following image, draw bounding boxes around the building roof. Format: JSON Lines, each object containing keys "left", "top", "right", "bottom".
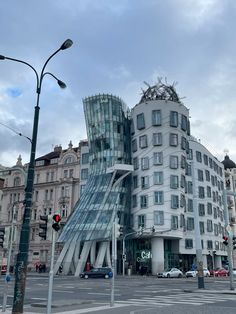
{"left": 221, "top": 154, "right": 236, "bottom": 170}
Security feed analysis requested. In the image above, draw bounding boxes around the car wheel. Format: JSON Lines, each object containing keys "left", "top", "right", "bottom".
{"left": 167, "top": 274, "right": 170, "bottom": 278}
{"left": 178, "top": 274, "right": 182, "bottom": 278}
{"left": 84, "top": 274, "right": 89, "bottom": 279}
{"left": 105, "top": 274, "right": 109, "bottom": 279}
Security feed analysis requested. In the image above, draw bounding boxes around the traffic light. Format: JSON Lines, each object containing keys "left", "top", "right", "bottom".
{"left": 0, "top": 227, "right": 5, "bottom": 248}
{"left": 39, "top": 215, "right": 48, "bottom": 240}
{"left": 223, "top": 236, "right": 228, "bottom": 246}
{"left": 233, "top": 236, "right": 236, "bottom": 250}
{"left": 115, "top": 223, "right": 123, "bottom": 238}
{"left": 52, "top": 214, "right": 61, "bottom": 232}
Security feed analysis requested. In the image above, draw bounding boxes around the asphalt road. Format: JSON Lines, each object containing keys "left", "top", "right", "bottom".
{"left": 0, "top": 274, "right": 236, "bottom": 313}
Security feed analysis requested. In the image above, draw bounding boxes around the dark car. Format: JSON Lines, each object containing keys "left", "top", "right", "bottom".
{"left": 80, "top": 267, "right": 113, "bottom": 279}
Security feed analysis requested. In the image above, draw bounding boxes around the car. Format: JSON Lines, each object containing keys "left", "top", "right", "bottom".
{"left": 157, "top": 268, "right": 183, "bottom": 278}
{"left": 210, "top": 268, "right": 229, "bottom": 277}
{"left": 186, "top": 268, "right": 210, "bottom": 278}
{"left": 232, "top": 268, "right": 236, "bottom": 276}
{"left": 80, "top": 267, "right": 113, "bottom": 279}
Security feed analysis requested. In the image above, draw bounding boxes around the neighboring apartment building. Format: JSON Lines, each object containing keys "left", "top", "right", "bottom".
{"left": 0, "top": 142, "right": 81, "bottom": 269}
{"left": 56, "top": 81, "right": 229, "bottom": 276}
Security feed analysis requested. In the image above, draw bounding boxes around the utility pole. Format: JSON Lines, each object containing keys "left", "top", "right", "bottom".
{"left": 191, "top": 161, "right": 204, "bottom": 289}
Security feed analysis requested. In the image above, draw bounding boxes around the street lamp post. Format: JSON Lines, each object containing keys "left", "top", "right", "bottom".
{"left": 0, "top": 39, "right": 73, "bottom": 314}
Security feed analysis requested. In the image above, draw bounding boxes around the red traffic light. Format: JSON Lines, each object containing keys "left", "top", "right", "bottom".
{"left": 53, "top": 214, "right": 61, "bottom": 223}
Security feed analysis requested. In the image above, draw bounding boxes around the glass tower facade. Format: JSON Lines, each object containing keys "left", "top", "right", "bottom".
{"left": 59, "top": 94, "right": 131, "bottom": 243}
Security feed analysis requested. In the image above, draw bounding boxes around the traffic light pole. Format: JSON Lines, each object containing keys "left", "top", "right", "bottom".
{"left": 110, "top": 221, "right": 116, "bottom": 307}
{"left": 223, "top": 190, "right": 234, "bottom": 290}
{"left": 47, "top": 229, "right": 56, "bottom": 314}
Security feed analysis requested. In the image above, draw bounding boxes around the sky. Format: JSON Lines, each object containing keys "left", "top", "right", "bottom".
{"left": 0, "top": 0, "right": 236, "bottom": 167}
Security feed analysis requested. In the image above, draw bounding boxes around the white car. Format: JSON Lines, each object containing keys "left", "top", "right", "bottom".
{"left": 186, "top": 268, "right": 210, "bottom": 278}
{"left": 157, "top": 268, "right": 183, "bottom": 278}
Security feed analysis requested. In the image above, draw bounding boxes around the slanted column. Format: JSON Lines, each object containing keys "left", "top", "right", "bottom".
{"left": 151, "top": 237, "right": 164, "bottom": 275}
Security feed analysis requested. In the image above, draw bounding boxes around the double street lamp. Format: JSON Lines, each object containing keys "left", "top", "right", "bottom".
{"left": 0, "top": 39, "right": 73, "bottom": 313}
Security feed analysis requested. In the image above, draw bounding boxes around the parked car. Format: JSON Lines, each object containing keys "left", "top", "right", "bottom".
{"left": 80, "top": 267, "right": 113, "bottom": 279}
{"left": 186, "top": 268, "right": 210, "bottom": 278}
{"left": 232, "top": 268, "right": 236, "bottom": 276}
{"left": 210, "top": 268, "right": 229, "bottom": 277}
{"left": 157, "top": 268, "right": 183, "bottom": 278}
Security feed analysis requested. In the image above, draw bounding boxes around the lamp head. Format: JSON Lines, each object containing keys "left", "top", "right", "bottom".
{"left": 0, "top": 55, "right": 5, "bottom": 60}
{"left": 60, "top": 39, "right": 73, "bottom": 50}
{"left": 57, "top": 80, "right": 66, "bottom": 89}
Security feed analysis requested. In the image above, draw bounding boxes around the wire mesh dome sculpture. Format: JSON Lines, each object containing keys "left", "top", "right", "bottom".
{"left": 139, "top": 78, "right": 183, "bottom": 104}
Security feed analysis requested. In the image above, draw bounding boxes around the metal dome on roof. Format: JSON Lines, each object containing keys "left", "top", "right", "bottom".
{"left": 222, "top": 154, "right": 236, "bottom": 170}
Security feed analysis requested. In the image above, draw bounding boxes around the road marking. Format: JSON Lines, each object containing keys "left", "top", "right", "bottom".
{"left": 31, "top": 297, "right": 48, "bottom": 300}
{"left": 88, "top": 292, "right": 121, "bottom": 296}
{"left": 53, "top": 289, "right": 74, "bottom": 293}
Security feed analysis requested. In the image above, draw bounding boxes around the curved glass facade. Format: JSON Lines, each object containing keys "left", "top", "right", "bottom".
{"left": 59, "top": 94, "right": 131, "bottom": 242}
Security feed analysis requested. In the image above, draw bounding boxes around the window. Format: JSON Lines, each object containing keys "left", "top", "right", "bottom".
{"left": 170, "top": 111, "right": 178, "bottom": 127}
{"left": 171, "top": 215, "right": 178, "bottom": 230}
{"left": 133, "top": 176, "right": 138, "bottom": 189}
{"left": 207, "top": 240, "right": 213, "bottom": 250}
{"left": 203, "top": 154, "right": 208, "bottom": 165}
{"left": 169, "top": 133, "right": 178, "bottom": 146}
{"left": 207, "top": 186, "right": 211, "bottom": 198}
{"left": 214, "top": 224, "right": 219, "bottom": 236}
{"left": 154, "top": 191, "right": 164, "bottom": 205}
{"left": 138, "top": 215, "right": 145, "bottom": 228}
{"left": 14, "top": 177, "right": 21, "bottom": 187}
{"left": 181, "top": 155, "right": 186, "bottom": 169}
{"left": 80, "top": 185, "right": 85, "bottom": 195}
{"left": 153, "top": 133, "right": 162, "bottom": 146}
{"left": 181, "top": 115, "right": 187, "bottom": 131}
{"left": 69, "top": 169, "right": 73, "bottom": 178}
{"left": 131, "top": 119, "right": 135, "bottom": 134}
{"left": 139, "top": 135, "right": 148, "bottom": 148}
{"left": 180, "top": 194, "right": 186, "bottom": 208}
{"left": 207, "top": 202, "right": 212, "bottom": 215}
{"left": 170, "top": 175, "right": 179, "bottom": 189}
{"left": 196, "top": 151, "right": 202, "bottom": 163}
{"left": 187, "top": 181, "right": 193, "bottom": 194}
{"left": 132, "top": 194, "right": 137, "bottom": 208}
{"left": 64, "top": 169, "right": 68, "bottom": 178}
{"left": 199, "top": 221, "right": 205, "bottom": 234}
{"left": 141, "top": 157, "right": 149, "bottom": 170}
{"left": 171, "top": 195, "right": 179, "bottom": 209}
{"left": 153, "top": 152, "right": 163, "bottom": 165}
{"left": 141, "top": 176, "right": 149, "bottom": 189}
{"left": 180, "top": 175, "right": 186, "bottom": 188}
{"left": 209, "top": 158, "right": 213, "bottom": 168}
{"left": 154, "top": 211, "right": 164, "bottom": 225}
{"left": 188, "top": 199, "right": 193, "bottom": 212}
{"left": 198, "top": 204, "right": 205, "bottom": 216}
{"left": 205, "top": 170, "right": 210, "bottom": 181}
{"left": 207, "top": 220, "right": 213, "bottom": 232}
{"left": 81, "top": 168, "right": 88, "bottom": 180}
{"left": 132, "top": 139, "right": 137, "bottom": 152}
{"left": 50, "top": 189, "right": 53, "bottom": 200}
{"left": 198, "top": 186, "right": 205, "bottom": 198}
{"left": 36, "top": 160, "right": 44, "bottom": 166}
{"left": 181, "top": 137, "right": 187, "bottom": 150}
{"left": 185, "top": 239, "right": 193, "bottom": 249}
{"left": 133, "top": 157, "right": 139, "bottom": 170}
{"left": 132, "top": 195, "right": 137, "bottom": 208}
{"left": 137, "top": 113, "right": 145, "bottom": 130}
{"left": 51, "top": 172, "right": 54, "bottom": 181}
{"left": 187, "top": 217, "right": 194, "bottom": 230}
{"left": 187, "top": 149, "right": 193, "bottom": 160}
{"left": 153, "top": 171, "right": 163, "bottom": 185}
{"left": 44, "top": 190, "right": 48, "bottom": 201}
{"left": 170, "top": 155, "right": 178, "bottom": 169}
{"left": 140, "top": 195, "right": 148, "bottom": 208}
{"left": 64, "top": 156, "right": 74, "bottom": 164}
{"left": 152, "top": 110, "right": 161, "bottom": 126}
{"left": 82, "top": 153, "right": 89, "bottom": 164}
{"left": 35, "top": 191, "right": 39, "bottom": 202}
{"left": 198, "top": 170, "right": 204, "bottom": 181}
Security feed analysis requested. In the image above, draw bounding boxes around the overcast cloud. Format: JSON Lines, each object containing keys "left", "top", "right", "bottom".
{"left": 1, "top": 0, "right": 236, "bottom": 166}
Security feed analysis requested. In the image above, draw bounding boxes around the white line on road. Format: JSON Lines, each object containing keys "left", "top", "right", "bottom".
{"left": 88, "top": 292, "right": 121, "bottom": 296}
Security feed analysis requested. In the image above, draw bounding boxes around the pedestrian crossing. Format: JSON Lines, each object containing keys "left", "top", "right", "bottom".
{"left": 116, "top": 292, "right": 236, "bottom": 308}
